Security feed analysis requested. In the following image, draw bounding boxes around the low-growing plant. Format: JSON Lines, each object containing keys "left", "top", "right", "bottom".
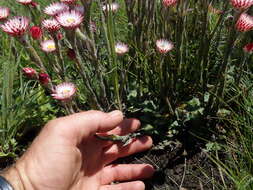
{"left": 1, "top": 0, "right": 253, "bottom": 154}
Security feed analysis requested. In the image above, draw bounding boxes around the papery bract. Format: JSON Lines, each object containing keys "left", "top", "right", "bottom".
{"left": 51, "top": 82, "right": 76, "bottom": 101}
{"left": 0, "top": 16, "right": 29, "bottom": 37}
{"left": 30, "top": 26, "right": 42, "bottom": 40}
{"left": 230, "top": 0, "right": 253, "bottom": 10}
{"left": 235, "top": 13, "right": 253, "bottom": 32}
{"left": 42, "top": 19, "right": 61, "bottom": 33}
{"left": 115, "top": 42, "right": 129, "bottom": 56}
{"left": 41, "top": 40, "right": 56, "bottom": 53}
{"left": 0, "top": 7, "right": 10, "bottom": 20}
{"left": 55, "top": 10, "right": 83, "bottom": 29}
{"left": 156, "top": 39, "right": 174, "bottom": 54}
{"left": 162, "top": 0, "right": 178, "bottom": 7}
{"left": 44, "top": 2, "right": 69, "bottom": 16}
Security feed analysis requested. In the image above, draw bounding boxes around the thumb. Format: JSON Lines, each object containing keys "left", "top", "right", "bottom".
{"left": 46, "top": 110, "right": 123, "bottom": 145}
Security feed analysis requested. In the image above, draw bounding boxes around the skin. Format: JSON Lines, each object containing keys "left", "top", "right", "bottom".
{"left": 2, "top": 110, "right": 154, "bottom": 190}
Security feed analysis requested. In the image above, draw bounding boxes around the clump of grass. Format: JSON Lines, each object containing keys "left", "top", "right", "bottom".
{"left": 207, "top": 74, "right": 253, "bottom": 189}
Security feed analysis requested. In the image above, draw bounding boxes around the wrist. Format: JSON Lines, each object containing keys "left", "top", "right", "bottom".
{"left": 1, "top": 165, "right": 25, "bottom": 190}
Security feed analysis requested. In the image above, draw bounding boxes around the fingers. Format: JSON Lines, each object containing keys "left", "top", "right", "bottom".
{"left": 99, "top": 181, "right": 145, "bottom": 190}
{"left": 45, "top": 110, "right": 123, "bottom": 145}
{"left": 103, "top": 136, "right": 153, "bottom": 164}
{"left": 105, "top": 118, "right": 141, "bottom": 136}
{"left": 101, "top": 164, "right": 154, "bottom": 185}
{"left": 98, "top": 118, "right": 141, "bottom": 147}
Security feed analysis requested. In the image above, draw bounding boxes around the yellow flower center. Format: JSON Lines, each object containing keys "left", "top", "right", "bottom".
{"left": 66, "top": 17, "right": 75, "bottom": 24}
{"left": 61, "top": 89, "right": 71, "bottom": 97}
{"left": 47, "top": 44, "right": 55, "bottom": 50}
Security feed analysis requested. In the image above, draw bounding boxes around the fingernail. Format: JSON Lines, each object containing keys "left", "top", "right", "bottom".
{"left": 108, "top": 110, "right": 123, "bottom": 118}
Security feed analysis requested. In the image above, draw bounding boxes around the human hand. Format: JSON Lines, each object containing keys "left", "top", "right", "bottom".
{"left": 3, "top": 110, "right": 154, "bottom": 190}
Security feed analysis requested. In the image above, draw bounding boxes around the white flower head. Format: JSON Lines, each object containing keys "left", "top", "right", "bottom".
{"left": 55, "top": 10, "right": 83, "bottom": 29}
{"left": 51, "top": 82, "right": 76, "bottom": 101}
{"left": 42, "top": 19, "right": 61, "bottom": 32}
{"left": 102, "top": 2, "right": 119, "bottom": 12}
{"left": 156, "top": 39, "right": 174, "bottom": 54}
{"left": 0, "top": 7, "right": 10, "bottom": 20}
{"left": 1, "top": 16, "right": 29, "bottom": 37}
{"left": 115, "top": 42, "right": 129, "bottom": 55}
{"left": 41, "top": 40, "right": 56, "bottom": 52}
{"left": 44, "top": 2, "right": 69, "bottom": 16}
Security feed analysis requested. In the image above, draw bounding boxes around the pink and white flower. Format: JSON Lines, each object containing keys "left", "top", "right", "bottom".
{"left": 55, "top": 10, "right": 83, "bottom": 29}
{"left": 115, "top": 42, "right": 129, "bottom": 55}
{"left": 230, "top": 0, "right": 253, "bottom": 10}
{"left": 42, "top": 19, "right": 61, "bottom": 32}
{"left": 235, "top": 13, "right": 253, "bottom": 32}
{"left": 156, "top": 39, "right": 174, "bottom": 54}
{"left": 60, "top": 0, "right": 77, "bottom": 4}
{"left": 41, "top": 40, "right": 56, "bottom": 52}
{"left": 44, "top": 2, "right": 69, "bottom": 16}
{"left": 0, "top": 16, "right": 29, "bottom": 37}
{"left": 102, "top": 3, "right": 119, "bottom": 12}
{"left": 162, "top": 0, "right": 178, "bottom": 7}
{"left": 16, "top": 0, "right": 33, "bottom": 5}
{"left": 51, "top": 82, "right": 76, "bottom": 101}
{"left": 0, "top": 7, "right": 10, "bottom": 20}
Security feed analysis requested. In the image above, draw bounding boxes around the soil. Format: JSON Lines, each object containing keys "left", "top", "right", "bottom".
{"left": 119, "top": 124, "right": 233, "bottom": 190}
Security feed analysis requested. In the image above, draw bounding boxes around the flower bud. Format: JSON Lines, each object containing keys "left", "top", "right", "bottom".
{"left": 39, "top": 73, "right": 50, "bottom": 85}
{"left": 22, "top": 67, "right": 37, "bottom": 79}
{"left": 56, "top": 32, "right": 63, "bottom": 40}
{"left": 30, "top": 2, "right": 38, "bottom": 8}
{"left": 67, "top": 48, "right": 76, "bottom": 60}
{"left": 30, "top": 26, "right": 42, "bottom": 40}
{"left": 243, "top": 43, "right": 253, "bottom": 53}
